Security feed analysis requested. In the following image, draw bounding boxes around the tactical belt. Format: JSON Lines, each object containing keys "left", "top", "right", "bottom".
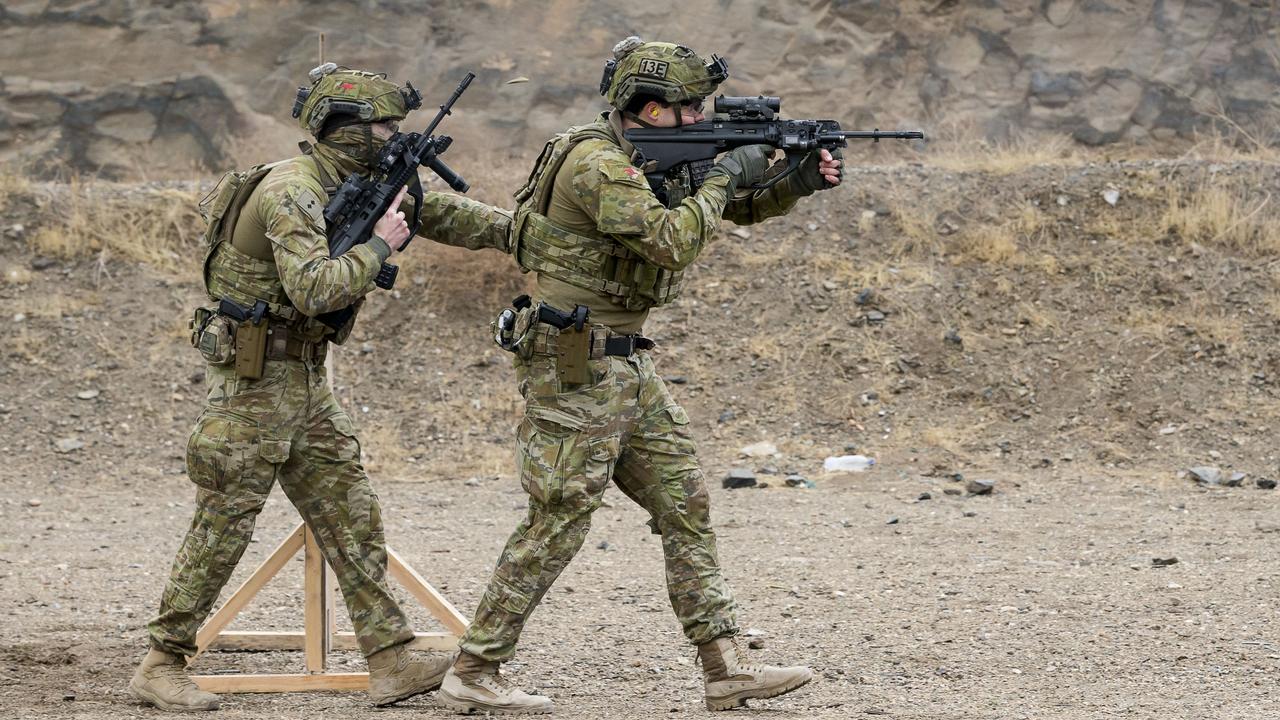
{"left": 219, "top": 299, "right": 326, "bottom": 364}
{"left": 526, "top": 323, "right": 653, "bottom": 359}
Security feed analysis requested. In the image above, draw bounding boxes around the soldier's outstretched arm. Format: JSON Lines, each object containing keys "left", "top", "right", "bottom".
{"left": 261, "top": 177, "right": 390, "bottom": 316}
{"left": 722, "top": 148, "right": 843, "bottom": 225}
{"left": 575, "top": 141, "right": 733, "bottom": 272}
{"left": 409, "top": 192, "right": 514, "bottom": 253}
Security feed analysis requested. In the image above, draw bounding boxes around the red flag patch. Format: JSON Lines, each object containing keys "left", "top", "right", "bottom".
{"left": 339, "top": 82, "right": 356, "bottom": 91}
{"left": 624, "top": 167, "right": 639, "bottom": 177}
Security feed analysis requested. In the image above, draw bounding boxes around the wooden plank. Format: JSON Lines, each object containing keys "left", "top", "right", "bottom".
{"left": 210, "top": 631, "right": 457, "bottom": 653}
{"left": 194, "top": 524, "right": 305, "bottom": 658}
{"left": 192, "top": 672, "right": 369, "bottom": 694}
{"left": 387, "top": 546, "right": 470, "bottom": 635}
{"left": 303, "top": 526, "right": 328, "bottom": 672}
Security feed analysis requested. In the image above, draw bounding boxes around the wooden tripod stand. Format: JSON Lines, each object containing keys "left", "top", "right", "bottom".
{"left": 189, "top": 522, "right": 468, "bottom": 693}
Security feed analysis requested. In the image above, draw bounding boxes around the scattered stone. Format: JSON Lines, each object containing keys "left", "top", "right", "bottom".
{"left": 747, "top": 637, "right": 766, "bottom": 650}
{"left": 821, "top": 280, "right": 838, "bottom": 291}
{"left": 31, "top": 256, "right": 57, "bottom": 271}
{"left": 1056, "top": 195, "right": 1069, "bottom": 206}
{"left": 917, "top": 492, "right": 932, "bottom": 501}
{"left": 1158, "top": 425, "right": 1178, "bottom": 435}
{"left": 722, "top": 468, "right": 757, "bottom": 489}
{"left": 1102, "top": 188, "right": 1121, "bottom": 206}
{"left": 464, "top": 477, "right": 481, "bottom": 487}
{"left": 943, "top": 487, "right": 963, "bottom": 496}
{"left": 13, "top": 312, "right": 26, "bottom": 323}
{"left": 53, "top": 438, "right": 85, "bottom": 454}
{"left": 189, "top": 370, "right": 204, "bottom": 384}
{"left": 865, "top": 310, "right": 886, "bottom": 323}
{"left": 1256, "top": 521, "right": 1280, "bottom": 534}
{"left": 785, "top": 475, "right": 815, "bottom": 489}
{"left": 1188, "top": 466, "right": 1221, "bottom": 485}
{"left": 27, "top": 499, "right": 42, "bottom": 507}
{"left": 1257, "top": 478, "right": 1277, "bottom": 490}
{"left": 740, "top": 441, "right": 778, "bottom": 458}
{"left": 962, "top": 511, "right": 977, "bottom": 518}
{"left": 886, "top": 517, "right": 899, "bottom": 525}
{"left": 760, "top": 465, "right": 779, "bottom": 475}
{"left": 1151, "top": 557, "right": 1179, "bottom": 567}
{"left": 717, "top": 409, "right": 736, "bottom": 424}
{"left": 1222, "top": 472, "right": 1246, "bottom": 487}
{"left": 966, "top": 478, "right": 996, "bottom": 495}
{"left": 62, "top": 693, "right": 75, "bottom": 702}
{"left": 944, "top": 329, "right": 962, "bottom": 345}
{"left": 360, "top": 342, "right": 375, "bottom": 354}
{"left": 744, "top": 627, "right": 766, "bottom": 637}
{"left": 855, "top": 289, "right": 874, "bottom": 306}
{"left": 6, "top": 223, "right": 26, "bottom": 238}
{"left": 597, "top": 540, "right": 611, "bottom": 551}
{"left": 731, "top": 228, "right": 751, "bottom": 240}
{"left": 76, "top": 389, "right": 100, "bottom": 400}
{"left": 664, "top": 375, "right": 688, "bottom": 385}
{"left": 823, "top": 455, "right": 875, "bottom": 473}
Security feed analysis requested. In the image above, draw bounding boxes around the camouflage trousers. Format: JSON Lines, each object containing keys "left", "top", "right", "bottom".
{"left": 147, "top": 358, "right": 414, "bottom": 658}
{"left": 460, "top": 342, "right": 738, "bottom": 662}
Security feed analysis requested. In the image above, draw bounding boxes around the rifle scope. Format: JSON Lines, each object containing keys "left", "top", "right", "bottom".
{"left": 714, "top": 95, "right": 781, "bottom": 115}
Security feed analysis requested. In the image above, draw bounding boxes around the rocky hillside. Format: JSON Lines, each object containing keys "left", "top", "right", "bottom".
{"left": 2, "top": 1, "right": 1277, "bottom": 178}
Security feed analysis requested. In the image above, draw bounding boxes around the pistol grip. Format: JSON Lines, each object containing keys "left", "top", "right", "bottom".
{"left": 375, "top": 262, "right": 398, "bottom": 290}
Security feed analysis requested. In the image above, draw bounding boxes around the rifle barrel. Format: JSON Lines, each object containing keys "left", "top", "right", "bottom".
{"left": 836, "top": 130, "right": 925, "bottom": 140}
{"left": 423, "top": 72, "right": 476, "bottom": 137}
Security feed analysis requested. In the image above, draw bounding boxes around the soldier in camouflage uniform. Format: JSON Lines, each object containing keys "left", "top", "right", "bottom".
{"left": 438, "top": 38, "right": 842, "bottom": 715}
{"left": 131, "top": 65, "right": 508, "bottom": 712}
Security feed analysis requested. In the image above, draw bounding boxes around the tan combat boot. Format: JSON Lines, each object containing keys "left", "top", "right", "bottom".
{"left": 367, "top": 643, "right": 454, "bottom": 706}
{"left": 437, "top": 651, "right": 553, "bottom": 715}
{"left": 697, "top": 636, "right": 814, "bottom": 711}
{"left": 129, "top": 648, "right": 220, "bottom": 712}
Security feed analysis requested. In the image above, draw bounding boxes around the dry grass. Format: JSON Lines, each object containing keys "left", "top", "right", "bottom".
{"left": 1161, "top": 180, "right": 1280, "bottom": 256}
{"left": 24, "top": 177, "right": 204, "bottom": 272}
{"left": 921, "top": 125, "right": 1079, "bottom": 174}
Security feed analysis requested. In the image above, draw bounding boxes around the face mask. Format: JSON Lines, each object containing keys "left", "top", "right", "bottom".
{"left": 318, "top": 124, "right": 390, "bottom": 167}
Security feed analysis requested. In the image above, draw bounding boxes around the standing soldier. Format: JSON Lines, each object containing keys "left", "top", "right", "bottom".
{"left": 438, "top": 37, "right": 841, "bottom": 715}
{"left": 130, "top": 65, "right": 505, "bottom": 712}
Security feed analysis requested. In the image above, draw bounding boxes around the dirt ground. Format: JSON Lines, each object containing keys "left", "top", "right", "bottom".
{"left": 1, "top": 157, "right": 1279, "bottom": 719}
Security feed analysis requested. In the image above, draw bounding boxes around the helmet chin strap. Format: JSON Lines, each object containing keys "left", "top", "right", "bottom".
{"left": 624, "top": 101, "right": 682, "bottom": 129}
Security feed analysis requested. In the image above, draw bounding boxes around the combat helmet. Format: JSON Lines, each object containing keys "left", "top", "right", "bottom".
{"left": 292, "top": 63, "right": 422, "bottom": 136}
{"left": 600, "top": 36, "right": 728, "bottom": 118}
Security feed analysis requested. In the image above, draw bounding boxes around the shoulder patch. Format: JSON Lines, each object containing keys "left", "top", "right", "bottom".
{"left": 596, "top": 154, "right": 649, "bottom": 189}
{"left": 294, "top": 187, "right": 326, "bottom": 226}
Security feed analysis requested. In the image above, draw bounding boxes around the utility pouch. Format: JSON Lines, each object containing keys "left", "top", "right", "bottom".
{"left": 556, "top": 326, "right": 592, "bottom": 385}
{"left": 234, "top": 318, "right": 268, "bottom": 380}
{"left": 190, "top": 307, "right": 235, "bottom": 366}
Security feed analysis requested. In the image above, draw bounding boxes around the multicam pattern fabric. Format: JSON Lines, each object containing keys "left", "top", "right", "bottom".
{"left": 463, "top": 106, "right": 821, "bottom": 662}
{"left": 148, "top": 360, "right": 414, "bottom": 658}
{"left": 460, "top": 342, "right": 736, "bottom": 661}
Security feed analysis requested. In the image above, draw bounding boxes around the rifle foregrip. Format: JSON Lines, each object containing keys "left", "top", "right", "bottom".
{"left": 427, "top": 157, "right": 469, "bottom": 193}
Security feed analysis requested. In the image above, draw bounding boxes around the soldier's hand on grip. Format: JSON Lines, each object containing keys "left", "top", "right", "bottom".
{"left": 374, "top": 186, "right": 411, "bottom": 251}
{"left": 705, "top": 144, "right": 774, "bottom": 195}
{"left": 796, "top": 147, "right": 844, "bottom": 194}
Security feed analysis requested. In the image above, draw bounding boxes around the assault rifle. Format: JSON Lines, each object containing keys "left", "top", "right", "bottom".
{"left": 623, "top": 95, "right": 924, "bottom": 197}
{"left": 317, "top": 72, "right": 475, "bottom": 330}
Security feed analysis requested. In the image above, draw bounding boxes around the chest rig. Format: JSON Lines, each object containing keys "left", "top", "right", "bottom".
{"left": 510, "top": 116, "right": 693, "bottom": 312}
{"left": 197, "top": 157, "right": 341, "bottom": 343}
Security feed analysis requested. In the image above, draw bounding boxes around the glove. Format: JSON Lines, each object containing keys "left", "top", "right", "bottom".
{"left": 704, "top": 144, "right": 774, "bottom": 196}
{"left": 793, "top": 147, "right": 843, "bottom": 195}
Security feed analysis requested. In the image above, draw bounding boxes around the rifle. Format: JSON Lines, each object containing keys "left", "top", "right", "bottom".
{"left": 317, "top": 71, "right": 475, "bottom": 330}
{"left": 623, "top": 95, "right": 924, "bottom": 196}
